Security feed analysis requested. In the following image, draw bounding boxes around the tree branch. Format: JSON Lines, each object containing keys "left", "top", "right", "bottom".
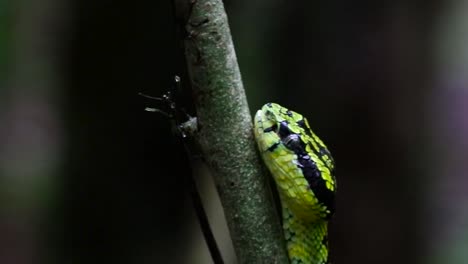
{"left": 173, "top": 0, "right": 289, "bottom": 263}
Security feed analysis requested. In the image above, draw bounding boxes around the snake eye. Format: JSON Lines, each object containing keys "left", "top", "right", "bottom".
{"left": 283, "top": 134, "right": 304, "bottom": 153}
{"left": 278, "top": 121, "right": 290, "bottom": 138}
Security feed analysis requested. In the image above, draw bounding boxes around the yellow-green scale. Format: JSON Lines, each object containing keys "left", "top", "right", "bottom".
{"left": 253, "top": 103, "right": 336, "bottom": 264}
{"left": 282, "top": 206, "right": 328, "bottom": 264}
{"left": 264, "top": 145, "right": 330, "bottom": 264}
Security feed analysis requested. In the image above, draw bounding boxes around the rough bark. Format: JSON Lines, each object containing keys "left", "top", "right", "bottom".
{"left": 173, "top": 0, "right": 289, "bottom": 263}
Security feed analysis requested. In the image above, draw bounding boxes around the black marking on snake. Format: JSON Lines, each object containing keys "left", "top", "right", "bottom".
{"left": 278, "top": 121, "right": 290, "bottom": 138}
{"left": 277, "top": 121, "right": 335, "bottom": 218}
{"left": 319, "top": 147, "right": 333, "bottom": 159}
{"left": 267, "top": 102, "right": 273, "bottom": 107}
{"left": 297, "top": 118, "right": 313, "bottom": 137}
{"left": 320, "top": 147, "right": 335, "bottom": 166}
{"left": 263, "top": 123, "right": 278, "bottom": 133}
{"left": 267, "top": 141, "right": 280, "bottom": 152}
{"left": 286, "top": 110, "right": 293, "bottom": 117}
{"left": 296, "top": 119, "right": 306, "bottom": 127}
{"left": 316, "top": 146, "right": 335, "bottom": 173}
{"left": 299, "top": 154, "right": 335, "bottom": 218}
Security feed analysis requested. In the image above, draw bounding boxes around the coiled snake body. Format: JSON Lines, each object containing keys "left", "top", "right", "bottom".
{"left": 253, "top": 103, "right": 336, "bottom": 264}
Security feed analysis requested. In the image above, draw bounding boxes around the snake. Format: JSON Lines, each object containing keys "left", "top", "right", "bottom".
{"left": 253, "top": 102, "right": 336, "bottom": 264}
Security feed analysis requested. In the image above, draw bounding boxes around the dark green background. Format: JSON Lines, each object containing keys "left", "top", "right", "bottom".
{"left": 2, "top": 0, "right": 466, "bottom": 264}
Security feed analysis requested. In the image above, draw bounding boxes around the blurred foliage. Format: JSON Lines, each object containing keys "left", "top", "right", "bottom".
{"left": 0, "top": 0, "right": 10, "bottom": 85}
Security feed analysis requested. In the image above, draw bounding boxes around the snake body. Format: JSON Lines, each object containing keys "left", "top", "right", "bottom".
{"left": 253, "top": 103, "right": 336, "bottom": 264}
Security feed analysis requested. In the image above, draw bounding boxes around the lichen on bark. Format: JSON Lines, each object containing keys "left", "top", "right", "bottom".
{"left": 173, "top": 0, "right": 290, "bottom": 263}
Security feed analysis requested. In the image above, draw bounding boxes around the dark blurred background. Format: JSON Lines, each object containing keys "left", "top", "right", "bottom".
{"left": 1, "top": 0, "right": 467, "bottom": 263}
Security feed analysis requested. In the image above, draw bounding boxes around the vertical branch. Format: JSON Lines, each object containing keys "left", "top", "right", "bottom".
{"left": 173, "top": 0, "right": 289, "bottom": 263}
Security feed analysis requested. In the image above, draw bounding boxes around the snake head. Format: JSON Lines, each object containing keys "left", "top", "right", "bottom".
{"left": 254, "top": 103, "right": 336, "bottom": 222}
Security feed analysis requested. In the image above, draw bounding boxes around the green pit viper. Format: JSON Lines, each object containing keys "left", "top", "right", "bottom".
{"left": 253, "top": 103, "right": 336, "bottom": 264}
